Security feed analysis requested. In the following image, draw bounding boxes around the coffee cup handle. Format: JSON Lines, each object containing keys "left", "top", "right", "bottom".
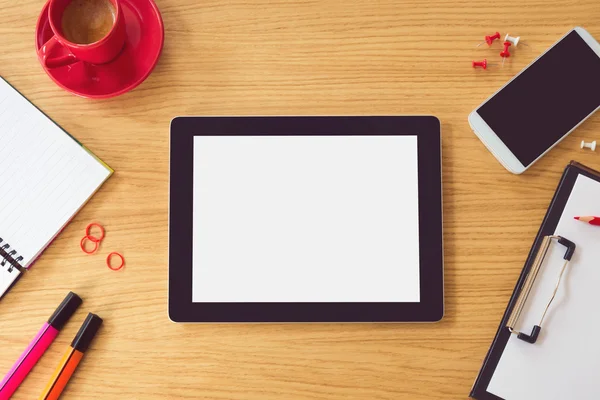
{"left": 39, "top": 36, "right": 79, "bottom": 69}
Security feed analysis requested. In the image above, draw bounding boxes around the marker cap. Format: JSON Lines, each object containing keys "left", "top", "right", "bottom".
{"left": 72, "top": 313, "right": 103, "bottom": 353}
{"left": 47, "top": 292, "right": 83, "bottom": 330}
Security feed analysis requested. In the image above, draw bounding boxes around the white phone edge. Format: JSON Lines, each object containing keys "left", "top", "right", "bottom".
{"left": 468, "top": 27, "right": 600, "bottom": 174}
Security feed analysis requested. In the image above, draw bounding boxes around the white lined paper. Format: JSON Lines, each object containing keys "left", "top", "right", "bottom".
{"left": 0, "top": 77, "right": 111, "bottom": 297}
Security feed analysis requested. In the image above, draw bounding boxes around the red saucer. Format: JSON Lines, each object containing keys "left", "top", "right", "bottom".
{"left": 35, "top": 0, "right": 164, "bottom": 99}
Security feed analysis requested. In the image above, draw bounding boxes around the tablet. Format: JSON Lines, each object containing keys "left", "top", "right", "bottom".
{"left": 169, "top": 116, "right": 443, "bottom": 322}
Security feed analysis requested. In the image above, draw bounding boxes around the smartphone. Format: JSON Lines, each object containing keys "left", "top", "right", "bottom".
{"left": 469, "top": 27, "right": 600, "bottom": 174}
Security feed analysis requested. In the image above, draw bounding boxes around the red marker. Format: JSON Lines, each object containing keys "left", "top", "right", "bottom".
{"left": 574, "top": 216, "right": 600, "bottom": 226}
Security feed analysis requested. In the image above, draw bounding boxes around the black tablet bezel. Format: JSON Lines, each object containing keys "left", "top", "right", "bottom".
{"left": 169, "top": 116, "right": 443, "bottom": 322}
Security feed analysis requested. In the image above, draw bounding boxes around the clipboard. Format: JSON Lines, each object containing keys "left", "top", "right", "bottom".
{"left": 470, "top": 161, "right": 600, "bottom": 400}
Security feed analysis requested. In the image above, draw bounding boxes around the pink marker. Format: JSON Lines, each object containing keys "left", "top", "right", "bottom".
{"left": 0, "top": 292, "right": 81, "bottom": 399}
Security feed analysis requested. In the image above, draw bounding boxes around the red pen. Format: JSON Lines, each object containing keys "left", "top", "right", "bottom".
{"left": 574, "top": 216, "right": 600, "bottom": 226}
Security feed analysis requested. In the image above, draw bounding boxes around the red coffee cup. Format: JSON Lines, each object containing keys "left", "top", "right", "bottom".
{"left": 38, "top": 0, "right": 126, "bottom": 68}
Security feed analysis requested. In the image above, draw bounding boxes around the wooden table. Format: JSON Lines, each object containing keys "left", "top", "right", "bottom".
{"left": 1, "top": 0, "right": 599, "bottom": 398}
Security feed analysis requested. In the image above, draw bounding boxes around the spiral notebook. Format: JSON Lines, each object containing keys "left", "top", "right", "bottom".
{"left": 0, "top": 77, "right": 113, "bottom": 299}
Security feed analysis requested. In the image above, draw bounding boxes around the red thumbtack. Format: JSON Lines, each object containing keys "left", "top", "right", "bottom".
{"left": 500, "top": 41, "right": 512, "bottom": 66}
{"left": 476, "top": 32, "right": 501, "bottom": 47}
{"left": 472, "top": 59, "right": 498, "bottom": 69}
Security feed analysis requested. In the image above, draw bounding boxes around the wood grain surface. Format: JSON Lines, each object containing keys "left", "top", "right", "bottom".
{"left": 1, "top": 0, "right": 600, "bottom": 398}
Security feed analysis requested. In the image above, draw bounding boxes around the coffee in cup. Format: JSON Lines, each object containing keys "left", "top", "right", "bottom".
{"left": 40, "top": 0, "right": 126, "bottom": 68}
{"left": 61, "top": 0, "right": 116, "bottom": 44}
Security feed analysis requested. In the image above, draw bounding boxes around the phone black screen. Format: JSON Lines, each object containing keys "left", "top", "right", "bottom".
{"left": 477, "top": 30, "right": 600, "bottom": 167}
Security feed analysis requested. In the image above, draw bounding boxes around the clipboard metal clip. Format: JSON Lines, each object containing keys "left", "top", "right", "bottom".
{"left": 506, "top": 235, "right": 576, "bottom": 344}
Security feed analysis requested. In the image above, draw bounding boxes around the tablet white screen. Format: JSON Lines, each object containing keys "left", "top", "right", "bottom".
{"left": 192, "top": 135, "right": 420, "bottom": 303}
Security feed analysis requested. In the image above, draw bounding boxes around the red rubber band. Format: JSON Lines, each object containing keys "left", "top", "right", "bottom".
{"left": 85, "top": 223, "right": 105, "bottom": 243}
{"left": 80, "top": 236, "right": 99, "bottom": 254}
{"left": 106, "top": 252, "right": 125, "bottom": 271}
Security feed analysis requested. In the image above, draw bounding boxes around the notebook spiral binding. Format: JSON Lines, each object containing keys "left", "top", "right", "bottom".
{"left": 0, "top": 237, "right": 24, "bottom": 273}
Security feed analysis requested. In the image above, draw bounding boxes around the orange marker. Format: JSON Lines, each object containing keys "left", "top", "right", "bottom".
{"left": 38, "top": 313, "right": 102, "bottom": 400}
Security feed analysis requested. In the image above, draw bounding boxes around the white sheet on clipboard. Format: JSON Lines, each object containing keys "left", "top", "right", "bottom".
{"left": 488, "top": 174, "right": 600, "bottom": 400}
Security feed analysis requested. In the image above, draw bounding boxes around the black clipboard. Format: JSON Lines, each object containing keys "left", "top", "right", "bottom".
{"left": 470, "top": 161, "right": 600, "bottom": 399}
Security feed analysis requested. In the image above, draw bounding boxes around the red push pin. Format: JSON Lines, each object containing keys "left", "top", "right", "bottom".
{"left": 500, "top": 41, "right": 512, "bottom": 66}
{"left": 472, "top": 59, "right": 498, "bottom": 69}
{"left": 476, "top": 32, "right": 501, "bottom": 47}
